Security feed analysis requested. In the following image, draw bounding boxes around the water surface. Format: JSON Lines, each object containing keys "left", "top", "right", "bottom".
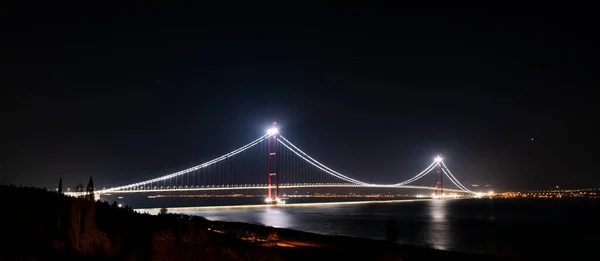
{"left": 140, "top": 198, "right": 600, "bottom": 255}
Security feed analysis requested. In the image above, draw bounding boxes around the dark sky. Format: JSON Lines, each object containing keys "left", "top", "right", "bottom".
{"left": 1, "top": 6, "right": 597, "bottom": 191}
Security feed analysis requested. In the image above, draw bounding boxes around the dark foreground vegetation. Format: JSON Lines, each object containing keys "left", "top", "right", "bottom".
{"left": 2, "top": 185, "right": 524, "bottom": 260}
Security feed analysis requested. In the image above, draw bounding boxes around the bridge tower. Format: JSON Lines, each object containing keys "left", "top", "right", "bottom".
{"left": 435, "top": 154, "right": 443, "bottom": 197}
{"left": 266, "top": 122, "right": 279, "bottom": 203}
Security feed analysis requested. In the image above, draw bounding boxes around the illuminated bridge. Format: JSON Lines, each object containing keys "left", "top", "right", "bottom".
{"left": 70, "top": 124, "right": 477, "bottom": 201}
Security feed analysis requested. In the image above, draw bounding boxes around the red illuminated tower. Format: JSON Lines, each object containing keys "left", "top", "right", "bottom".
{"left": 266, "top": 122, "right": 279, "bottom": 203}
{"left": 435, "top": 154, "right": 443, "bottom": 197}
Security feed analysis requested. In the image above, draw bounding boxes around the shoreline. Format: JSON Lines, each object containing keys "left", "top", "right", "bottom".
{"left": 2, "top": 185, "right": 582, "bottom": 260}
{"left": 171, "top": 214, "right": 498, "bottom": 261}
{"left": 134, "top": 198, "right": 499, "bottom": 258}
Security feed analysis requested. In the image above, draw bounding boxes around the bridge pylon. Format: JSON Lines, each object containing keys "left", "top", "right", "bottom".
{"left": 435, "top": 154, "right": 443, "bottom": 197}
{"left": 266, "top": 122, "right": 280, "bottom": 203}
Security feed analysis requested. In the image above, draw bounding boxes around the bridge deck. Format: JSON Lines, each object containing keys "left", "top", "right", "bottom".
{"left": 72, "top": 184, "right": 469, "bottom": 195}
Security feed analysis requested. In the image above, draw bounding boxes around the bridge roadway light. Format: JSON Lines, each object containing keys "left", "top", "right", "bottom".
{"left": 267, "top": 127, "right": 279, "bottom": 135}
{"left": 435, "top": 156, "right": 443, "bottom": 162}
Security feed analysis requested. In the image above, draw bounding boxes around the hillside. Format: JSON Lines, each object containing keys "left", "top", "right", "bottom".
{"left": 1, "top": 185, "right": 501, "bottom": 260}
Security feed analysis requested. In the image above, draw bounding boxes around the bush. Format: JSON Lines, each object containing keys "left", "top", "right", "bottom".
{"left": 80, "top": 228, "right": 112, "bottom": 255}
{"left": 159, "top": 207, "right": 168, "bottom": 215}
{"left": 152, "top": 229, "right": 175, "bottom": 261}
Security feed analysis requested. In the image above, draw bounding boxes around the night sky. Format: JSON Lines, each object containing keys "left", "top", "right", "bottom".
{"left": 1, "top": 6, "right": 597, "bottom": 191}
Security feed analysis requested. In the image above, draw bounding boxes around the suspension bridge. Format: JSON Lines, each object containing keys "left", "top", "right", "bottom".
{"left": 70, "top": 124, "right": 477, "bottom": 203}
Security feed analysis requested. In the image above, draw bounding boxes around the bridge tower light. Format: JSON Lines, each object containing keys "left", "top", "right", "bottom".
{"left": 267, "top": 123, "right": 279, "bottom": 135}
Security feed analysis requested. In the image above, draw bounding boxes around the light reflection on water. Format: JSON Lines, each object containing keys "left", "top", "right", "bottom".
{"left": 427, "top": 199, "right": 449, "bottom": 250}
{"left": 156, "top": 199, "right": 453, "bottom": 250}
{"left": 260, "top": 207, "right": 292, "bottom": 228}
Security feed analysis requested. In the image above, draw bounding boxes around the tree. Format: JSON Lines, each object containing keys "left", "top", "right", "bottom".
{"left": 79, "top": 200, "right": 111, "bottom": 255}
{"left": 80, "top": 228, "right": 111, "bottom": 255}
{"left": 57, "top": 178, "right": 63, "bottom": 229}
{"left": 152, "top": 229, "right": 176, "bottom": 261}
{"left": 86, "top": 176, "right": 94, "bottom": 201}
{"left": 58, "top": 178, "right": 63, "bottom": 194}
{"left": 180, "top": 225, "right": 209, "bottom": 259}
{"left": 84, "top": 201, "right": 96, "bottom": 234}
{"left": 159, "top": 207, "right": 168, "bottom": 215}
{"left": 69, "top": 200, "right": 83, "bottom": 250}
